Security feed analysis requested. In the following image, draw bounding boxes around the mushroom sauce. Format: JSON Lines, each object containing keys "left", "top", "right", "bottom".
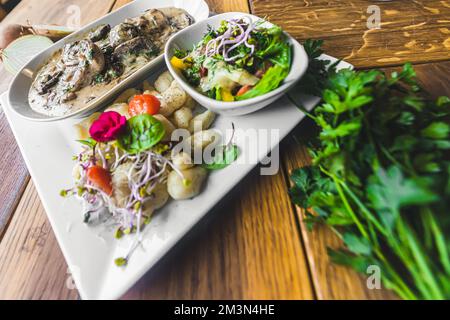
{"left": 28, "top": 8, "right": 194, "bottom": 117}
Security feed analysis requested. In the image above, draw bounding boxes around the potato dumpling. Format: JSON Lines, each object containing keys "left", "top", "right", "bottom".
{"left": 105, "top": 103, "right": 129, "bottom": 118}
{"left": 159, "top": 81, "right": 187, "bottom": 116}
{"left": 114, "top": 88, "right": 140, "bottom": 104}
{"left": 172, "top": 152, "right": 194, "bottom": 170}
{"left": 143, "top": 89, "right": 161, "bottom": 97}
{"left": 190, "top": 129, "right": 221, "bottom": 152}
{"left": 142, "top": 80, "right": 155, "bottom": 92}
{"left": 189, "top": 110, "right": 216, "bottom": 133}
{"left": 154, "top": 71, "right": 174, "bottom": 93}
{"left": 153, "top": 114, "right": 176, "bottom": 141}
{"left": 182, "top": 95, "right": 197, "bottom": 110}
{"left": 142, "top": 182, "right": 169, "bottom": 216}
{"left": 74, "top": 112, "right": 101, "bottom": 140}
{"left": 111, "top": 162, "right": 134, "bottom": 208}
{"left": 167, "top": 166, "right": 207, "bottom": 200}
{"left": 173, "top": 107, "right": 193, "bottom": 129}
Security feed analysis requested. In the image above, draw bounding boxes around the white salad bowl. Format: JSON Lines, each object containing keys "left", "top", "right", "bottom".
{"left": 165, "top": 12, "right": 309, "bottom": 116}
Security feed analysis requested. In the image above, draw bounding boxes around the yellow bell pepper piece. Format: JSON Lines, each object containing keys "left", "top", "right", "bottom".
{"left": 170, "top": 56, "right": 187, "bottom": 70}
{"left": 221, "top": 89, "right": 235, "bottom": 102}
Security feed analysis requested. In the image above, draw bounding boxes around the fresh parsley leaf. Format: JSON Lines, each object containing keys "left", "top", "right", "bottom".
{"left": 367, "top": 166, "right": 437, "bottom": 213}
{"left": 343, "top": 233, "right": 372, "bottom": 256}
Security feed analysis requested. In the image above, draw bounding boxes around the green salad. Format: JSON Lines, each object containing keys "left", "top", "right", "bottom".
{"left": 170, "top": 17, "right": 292, "bottom": 102}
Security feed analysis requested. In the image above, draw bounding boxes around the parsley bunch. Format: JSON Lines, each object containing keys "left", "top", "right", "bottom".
{"left": 290, "top": 41, "right": 450, "bottom": 299}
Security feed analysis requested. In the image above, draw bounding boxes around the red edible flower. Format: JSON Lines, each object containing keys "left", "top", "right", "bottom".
{"left": 89, "top": 111, "right": 127, "bottom": 142}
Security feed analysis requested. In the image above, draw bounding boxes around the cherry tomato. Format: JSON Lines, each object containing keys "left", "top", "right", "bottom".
{"left": 128, "top": 94, "right": 161, "bottom": 117}
{"left": 87, "top": 165, "right": 113, "bottom": 196}
{"left": 236, "top": 85, "right": 253, "bottom": 97}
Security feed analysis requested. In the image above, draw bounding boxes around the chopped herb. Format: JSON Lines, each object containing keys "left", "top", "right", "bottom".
{"left": 202, "top": 144, "right": 240, "bottom": 170}
{"left": 114, "top": 257, "right": 128, "bottom": 267}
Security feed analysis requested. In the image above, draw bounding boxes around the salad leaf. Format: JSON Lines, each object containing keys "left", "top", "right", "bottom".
{"left": 117, "top": 114, "right": 165, "bottom": 154}
{"left": 236, "top": 65, "right": 289, "bottom": 101}
{"left": 202, "top": 144, "right": 240, "bottom": 170}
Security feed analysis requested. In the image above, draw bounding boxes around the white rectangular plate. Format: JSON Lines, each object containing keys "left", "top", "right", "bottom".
{"left": 1, "top": 56, "right": 352, "bottom": 300}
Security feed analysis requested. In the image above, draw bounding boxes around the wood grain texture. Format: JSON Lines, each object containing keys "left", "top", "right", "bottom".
{"left": 0, "top": 112, "right": 29, "bottom": 239}
{"left": 0, "top": 182, "right": 78, "bottom": 300}
{"left": 0, "top": 0, "right": 116, "bottom": 239}
{"left": 281, "top": 61, "right": 450, "bottom": 300}
{"left": 252, "top": 0, "right": 450, "bottom": 68}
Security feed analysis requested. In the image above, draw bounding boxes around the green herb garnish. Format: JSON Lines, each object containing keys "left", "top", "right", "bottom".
{"left": 117, "top": 114, "right": 165, "bottom": 154}
{"left": 114, "top": 257, "right": 128, "bottom": 267}
{"left": 76, "top": 138, "right": 97, "bottom": 148}
{"left": 202, "top": 144, "right": 240, "bottom": 170}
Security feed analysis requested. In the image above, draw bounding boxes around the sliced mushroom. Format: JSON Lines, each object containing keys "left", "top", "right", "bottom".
{"left": 109, "top": 22, "right": 139, "bottom": 48}
{"left": 89, "top": 24, "right": 111, "bottom": 42}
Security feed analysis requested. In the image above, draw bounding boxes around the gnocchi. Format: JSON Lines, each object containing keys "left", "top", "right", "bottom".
{"left": 114, "top": 88, "right": 140, "bottom": 104}
{"left": 159, "top": 81, "right": 187, "bottom": 116}
{"left": 167, "top": 166, "right": 207, "bottom": 200}
{"left": 189, "top": 110, "right": 216, "bottom": 133}
{"left": 69, "top": 70, "right": 224, "bottom": 249}
{"left": 154, "top": 71, "right": 174, "bottom": 93}
{"left": 173, "top": 107, "right": 193, "bottom": 129}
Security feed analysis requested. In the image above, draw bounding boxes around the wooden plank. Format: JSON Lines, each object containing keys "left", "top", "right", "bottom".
{"left": 251, "top": 0, "right": 450, "bottom": 68}
{"left": 0, "top": 0, "right": 117, "bottom": 236}
{"left": 0, "top": 112, "right": 29, "bottom": 239}
{"left": 0, "top": 0, "right": 315, "bottom": 300}
{"left": 0, "top": 182, "right": 79, "bottom": 299}
{"left": 281, "top": 61, "right": 450, "bottom": 300}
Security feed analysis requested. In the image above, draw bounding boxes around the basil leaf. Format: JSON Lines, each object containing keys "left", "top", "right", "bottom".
{"left": 202, "top": 144, "right": 239, "bottom": 170}
{"left": 117, "top": 114, "right": 165, "bottom": 154}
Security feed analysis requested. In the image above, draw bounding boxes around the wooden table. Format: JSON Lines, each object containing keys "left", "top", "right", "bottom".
{"left": 0, "top": 0, "right": 448, "bottom": 300}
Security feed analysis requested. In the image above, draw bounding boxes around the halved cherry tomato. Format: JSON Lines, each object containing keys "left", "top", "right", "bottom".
{"left": 128, "top": 94, "right": 161, "bottom": 117}
{"left": 87, "top": 165, "right": 113, "bottom": 196}
{"left": 236, "top": 85, "right": 253, "bottom": 97}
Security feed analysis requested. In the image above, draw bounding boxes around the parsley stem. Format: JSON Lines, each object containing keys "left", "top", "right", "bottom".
{"left": 286, "top": 93, "right": 316, "bottom": 120}
{"left": 423, "top": 207, "right": 450, "bottom": 275}
{"left": 331, "top": 174, "right": 369, "bottom": 240}
{"left": 339, "top": 182, "right": 387, "bottom": 237}
{"left": 400, "top": 220, "right": 444, "bottom": 299}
